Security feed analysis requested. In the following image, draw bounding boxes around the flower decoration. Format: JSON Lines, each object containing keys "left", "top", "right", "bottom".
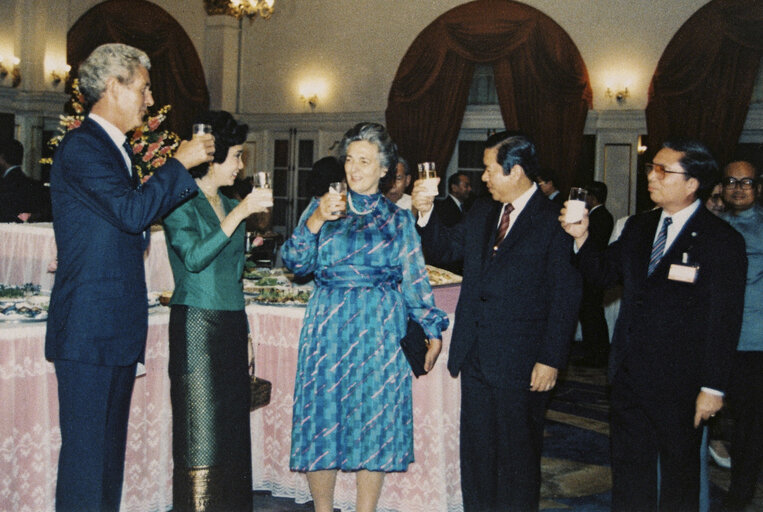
{"left": 42, "top": 79, "right": 180, "bottom": 184}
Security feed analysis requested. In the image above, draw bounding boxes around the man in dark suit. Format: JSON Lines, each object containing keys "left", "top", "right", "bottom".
{"left": 575, "top": 180, "right": 614, "bottom": 367}
{"left": 413, "top": 132, "right": 582, "bottom": 511}
{"left": 536, "top": 167, "right": 564, "bottom": 207}
{"left": 0, "top": 138, "right": 50, "bottom": 221}
{"left": 46, "top": 43, "right": 214, "bottom": 511}
{"left": 561, "top": 139, "right": 747, "bottom": 511}
{"left": 434, "top": 171, "right": 472, "bottom": 227}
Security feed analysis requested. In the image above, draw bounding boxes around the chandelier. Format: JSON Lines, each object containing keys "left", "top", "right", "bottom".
{"left": 203, "top": 0, "right": 275, "bottom": 20}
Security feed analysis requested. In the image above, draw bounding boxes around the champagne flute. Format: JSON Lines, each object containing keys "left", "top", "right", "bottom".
{"left": 565, "top": 187, "right": 588, "bottom": 224}
{"left": 417, "top": 162, "right": 438, "bottom": 196}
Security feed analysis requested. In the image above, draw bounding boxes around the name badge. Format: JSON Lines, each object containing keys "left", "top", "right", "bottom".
{"left": 668, "top": 263, "right": 698, "bottom": 283}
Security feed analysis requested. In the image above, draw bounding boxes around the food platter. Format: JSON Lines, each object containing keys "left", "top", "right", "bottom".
{"left": 0, "top": 296, "right": 49, "bottom": 322}
{"left": 425, "top": 265, "right": 463, "bottom": 286}
{"left": 247, "top": 286, "right": 311, "bottom": 307}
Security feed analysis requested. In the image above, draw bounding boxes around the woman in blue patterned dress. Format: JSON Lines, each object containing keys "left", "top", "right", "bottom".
{"left": 281, "top": 122, "right": 449, "bottom": 512}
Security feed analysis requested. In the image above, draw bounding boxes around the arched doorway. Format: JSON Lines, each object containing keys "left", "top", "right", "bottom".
{"left": 386, "top": 0, "right": 592, "bottom": 195}
{"left": 67, "top": 0, "right": 209, "bottom": 138}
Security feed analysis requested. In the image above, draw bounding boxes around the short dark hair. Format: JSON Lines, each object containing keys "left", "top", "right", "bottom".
{"left": 662, "top": 139, "right": 718, "bottom": 201}
{"left": 486, "top": 132, "right": 539, "bottom": 180}
{"left": 536, "top": 167, "right": 557, "bottom": 185}
{"left": 338, "top": 122, "right": 398, "bottom": 192}
{"left": 189, "top": 111, "right": 248, "bottom": 179}
{"left": 0, "top": 138, "right": 23, "bottom": 166}
{"left": 307, "top": 156, "right": 344, "bottom": 197}
{"left": 586, "top": 181, "right": 608, "bottom": 203}
{"left": 397, "top": 156, "right": 411, "bottom": 176}
{"left": 448, "top": 171, "right": 468, "bottom": 191}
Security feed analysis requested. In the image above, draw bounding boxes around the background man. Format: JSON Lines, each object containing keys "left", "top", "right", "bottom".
{"left": 575, "top": 181, "right": 614, "bottom": 367}
{"left": 46, "top": 43, "right": 214, "bottom": 511}
{"left": 719, "top": 158, "right": 763, "bottom": 512}
{"left": 561, "top": 139, "right": 747, "bottom": 511}
{"left": 537, "top": 167, "right": 564, "bottom": 207}
{"left": 413, "top": 132, "right": 581, "bottom": 511}
{"left": 434, "top": 171, "right": 472, "bottom": 226}
{"left": 0, "top": 138, "right": 49, "bottom": 221}
{"left": 383, "top": 155, "right": 412, "bottom": 209}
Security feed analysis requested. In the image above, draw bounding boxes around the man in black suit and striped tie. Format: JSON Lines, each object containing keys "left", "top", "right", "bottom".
{"left": 561, "top": 139, "right": 747, "bottom": 511}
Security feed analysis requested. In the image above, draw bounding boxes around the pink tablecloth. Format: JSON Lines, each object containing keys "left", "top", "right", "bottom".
{"left": 0, "top": 223, "right": 175, "bottom": 292}
{"left": 0, "top": 286, "right": 463, "bottom": 512}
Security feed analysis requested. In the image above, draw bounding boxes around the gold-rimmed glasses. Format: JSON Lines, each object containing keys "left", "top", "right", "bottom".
{"left": 644, "top": 162, "right": 689, "bottom": 179}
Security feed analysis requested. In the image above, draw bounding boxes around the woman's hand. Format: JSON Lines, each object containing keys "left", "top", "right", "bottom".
{"left": 423, "top": 338, "right": 442, "bottom": 373}
{"left": 241, "top": 188, "right": 272, "bottom": 215}
{"left": 306, "top": 191, "right": 345, "bottom": 233}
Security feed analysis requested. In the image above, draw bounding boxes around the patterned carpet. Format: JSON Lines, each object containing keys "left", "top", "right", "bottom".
{"left": 252, "top": 355, "right": 762, "bottom": 511}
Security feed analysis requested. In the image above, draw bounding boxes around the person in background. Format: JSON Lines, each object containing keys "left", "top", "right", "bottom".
{"left": 414, "top": 132, "right": 581, "bottom": 511}
{"left": 307, "top": 156, "right": 345, "bottom": 198}
{"left": 719, "top": 158, "right": 763, "bottom": 512}
{"left": 575, "top": 181, "right": 614, "bottom": 367}
{"left": 706, "top": 181, "right": 726, "bottom": 216}
{"left": 537, "top": 167, "right": 564, "bottom": 207}
{"left": 383, "top": 155, "right": 412, "bottom": 209}
{"left": 0, "top": 138, "right": 50, "bottom": 222}
{"left": 162, "top": 110, "right": 270, "bottom": 511}
{"left": 434, "top": 171, "right": 473, "bottom": 227}
{"left": 282, "top": 122, "right": 448, "bottom": 512}
{"left": 46, "top": 43, "right": 213, "bottom": 511}
{"left": 561, "top": 139, "right": 747, "bottom": 511}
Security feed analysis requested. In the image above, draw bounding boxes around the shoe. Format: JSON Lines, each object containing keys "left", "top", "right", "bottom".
{"left": 709, "top": 443, "right": 731, "bottom": 469}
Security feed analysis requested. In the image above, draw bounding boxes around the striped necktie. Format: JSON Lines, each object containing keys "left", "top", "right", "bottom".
{"left": 492, "top": 203, "right": 514, "bottom": 253}
{"left": 648, "top": 216, "right": 672, "bottom": 275}
{"left": 122, "top": 141, "right": 139, "bottom": 189}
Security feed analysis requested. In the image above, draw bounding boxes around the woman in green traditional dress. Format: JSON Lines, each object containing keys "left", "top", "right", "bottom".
{"left": 163, "top": 110, "right": 269, "bottom": 511}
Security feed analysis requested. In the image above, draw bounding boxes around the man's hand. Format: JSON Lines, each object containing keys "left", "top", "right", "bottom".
{"left": 173, "top": 134, "right": 216, "bottom": 170}
{"left": 694, "top": 390, "right": 723, "bottom": 428}
{"left": 559, "top": 201, "right": 590, "bottom": 248}
{"left": 423, "top": 338, "right": 442, "bottom": 373}
{"left": 411, "top": 178, "right": 439, "bottom": 214}
{"left": 530, "top": 362, "right": 558, "bottom": 392}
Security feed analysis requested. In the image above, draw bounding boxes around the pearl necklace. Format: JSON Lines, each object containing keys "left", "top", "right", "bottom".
{"left": 347, "top": 193, "right": 379, "bottom": 215}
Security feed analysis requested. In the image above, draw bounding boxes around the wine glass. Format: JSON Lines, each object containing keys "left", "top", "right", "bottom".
{"left": 417, "top": 162, "right": 438, "bottom": 196}
{"left": 565, "top": 187, "right": 588, "bottom": 224}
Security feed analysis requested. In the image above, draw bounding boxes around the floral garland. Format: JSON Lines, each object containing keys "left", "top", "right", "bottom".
{"left": 41, "top": 79, "right": 181, "bottom": 183}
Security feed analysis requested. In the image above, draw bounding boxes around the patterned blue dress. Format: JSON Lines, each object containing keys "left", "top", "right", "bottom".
{"left": 282, "top": 191, "right": 449, "bottom": 473}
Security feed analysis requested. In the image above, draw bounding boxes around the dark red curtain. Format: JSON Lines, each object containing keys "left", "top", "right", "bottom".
{"left": 67, "top": 0, "right": 209, "bottom": 138}
{"left": 645, "top": 0, "right": 763, "bottom": 165}
{"left": 386, "top": 0, "right": 592, "bottom": 195}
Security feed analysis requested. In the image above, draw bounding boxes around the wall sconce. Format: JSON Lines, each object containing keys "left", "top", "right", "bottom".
{"left": 0, "top": 56, "right": 21, "bottom": 88}
{"left": 300, "top": 94, "right": 318, "bottom": 110}
{"left": 298, "top": 77, "right": 327, "bottom": 112}
{"left": 605, "top": 87, "right": 630, "bottom": 105}
{"left": 50, "top": 64, "right": 71, "bottom": 87}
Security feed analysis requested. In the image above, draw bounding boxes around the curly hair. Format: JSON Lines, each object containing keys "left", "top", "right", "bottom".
{"left": 338, "top": 122, "right": 398, "bottom": 192}
{"left": 188, "top": 111, "right": 249, "bottom": 179}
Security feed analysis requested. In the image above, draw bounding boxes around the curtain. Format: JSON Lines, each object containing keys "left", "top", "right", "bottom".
{"left": 386, "top": 0, "right": 592, "bottom": 195}
{"left": 67, "top": 0, "right": 209, "bottom": 139}
{"left": 645, "top": 0, "right": 763, "bottom": 165}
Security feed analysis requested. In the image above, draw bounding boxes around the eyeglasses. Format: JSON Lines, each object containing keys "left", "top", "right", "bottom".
{"left": 721, "top": 176, "right": 756, "bottom": 190}
{"left": 644, "top": 163, "right": 689, "bottom": 179}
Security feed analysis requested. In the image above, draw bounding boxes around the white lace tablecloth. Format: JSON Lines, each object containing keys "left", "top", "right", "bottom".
{"left": 0, "top": 277, "right": 463, "bottom": 511}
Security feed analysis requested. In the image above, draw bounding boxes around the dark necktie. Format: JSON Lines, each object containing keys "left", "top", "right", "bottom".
{"left": 648, "top": 216, "right": 672, "bottom": 275}
{"left": 492, "top": 203, "right": 514, "bottom": 253}
{"left": 122, "top": 141, "right": 139, "bottom": 189}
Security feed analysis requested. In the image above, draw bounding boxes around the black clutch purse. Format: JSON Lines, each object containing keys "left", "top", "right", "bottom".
{"left": 250, "top": 364, "right": 272, "bottom": 411}
{"left": 400, "top": 319, "right": 429, "bottom": 378}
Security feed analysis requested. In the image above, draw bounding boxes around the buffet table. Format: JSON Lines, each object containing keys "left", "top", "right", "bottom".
{"left": 0, "top": 223, "right": 464, "bottom": 512}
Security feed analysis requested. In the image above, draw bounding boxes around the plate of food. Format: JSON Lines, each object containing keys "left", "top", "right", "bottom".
{"left": 426, "top": 265, "right": 463, "bottom": 286}
{"left": 0, "top": 298, "right": 48, "bottom": 322}
{"left": 250, "top": 286, "right": 312, "bottom": 307}
{"left": 0, "top": 283, "right": 42, "bottom": 301}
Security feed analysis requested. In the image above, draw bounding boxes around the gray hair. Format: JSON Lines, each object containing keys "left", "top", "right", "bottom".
{"left": 78, "top": 43, "right": 151, "bottom": 105}
{"left": 338, "top": 123, "right": 398, "bottom": 189}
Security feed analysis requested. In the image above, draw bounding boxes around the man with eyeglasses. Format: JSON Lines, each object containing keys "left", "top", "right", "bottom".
{"left": 719, "top": 159, "right": 763, "bottom": 512}
{"left": 560, "top": 139, "right": 747, "bottom": 511}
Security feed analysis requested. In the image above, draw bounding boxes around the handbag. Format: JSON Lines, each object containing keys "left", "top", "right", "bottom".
{"left": 250, "top": 366, "right": 272, "bottom": 411}
{"left": 399, "top": 318, "right": 429, "bottom": 378}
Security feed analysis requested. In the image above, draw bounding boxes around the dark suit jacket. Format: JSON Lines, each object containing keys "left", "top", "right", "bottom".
{"left": 420, "top": 189, "right": 582, "bottom": 388}
{"left": 577, "top": 206, "right": 747, "bottom": 398}
{"left": 434, "top": 195, "right": 463, "bottom": 227}
{"left": 46, "top": 117, "right": 196, "bottom": 366}
{"left": 0, "top": 166, "right": 50, "bottom": 221}
{"left": 587, "top": 205, "right": 614, "bottom": 252}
